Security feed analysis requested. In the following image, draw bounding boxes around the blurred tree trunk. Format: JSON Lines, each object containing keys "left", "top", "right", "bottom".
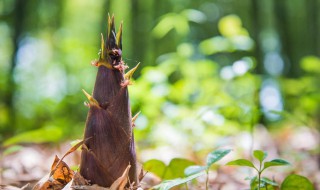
{"left": 308, "top": 0, "right": 319, "bottom": 55}
{"left": 250, "top": 0, "right": 266, "bottom": 125}
{"left": 131, "top": 0, "right": 155, "bottom": 69}
{"left": 4, "top": 0, "right": 28, "bottom": 137}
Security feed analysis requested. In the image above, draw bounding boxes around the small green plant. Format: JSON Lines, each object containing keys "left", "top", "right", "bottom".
{"left": 184, "top": 149, "right": 231, "bottom": 190}
{"left": 227, "top": 150, "right": 290, "bottom": 190}
{"left": 152, "top": 149, "right": 231, "bottom": 190}
{"left": 184, "top": 149, "right": 231, "bottom": 189}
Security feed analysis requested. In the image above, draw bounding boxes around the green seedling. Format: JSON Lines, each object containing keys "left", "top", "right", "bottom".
{"left": 184, "top": 149, "right": 232, "bottom": 190}
{"left": 152, "top": 149, "right": 231, "bottom": 190}
{"left": 227, "top": 150, "right": 290, "bottom": 190}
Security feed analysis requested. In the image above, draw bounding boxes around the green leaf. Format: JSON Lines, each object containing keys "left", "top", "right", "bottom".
{"left": 281, "top": 174, "right": 314, "bottom": 190}
{"left": 143, "top": 159, "right": 166, "bottom": 178}
{"left": 3, "top": 145, "right": 23, "bottom": 156}
{"left": 227, "top": 159, "right": 256, "bottom": 169}
{"left": 249, "top": 176, "right": 257, "bottom": 188}
{"left": 218, "top": 15, "right": 249, "bottom": 37}
{"left": 163, "top": 158, "right": 195, "bottom": 179}
{"left": 253, "top": 150, "right": 267, "bottom": 163}
{"left": 249, "top": 177, "right": 277, "bottom": 190}
{"left": 152, "top": 13, "right": 189, "bottom": 38}
{"left": 206, "top": 149, "right": 231, "bottom": 167}
{"left": 184, "top": 165, "right": 208, "bottom": 176}
{"left": 3, "top": 127, "right": 63, "bottom": 146}
{"left": 144, "top": 158, "right": 195, "bottom": 180}
{"left": 245, "top": 176, "right": 258, "bottom": 188}
{"left": 153, "top": 171, "right": 205, "bottom": 190}
{"left": 261, "top": 177, "right": 278, "bottom": 186}
{"left": 199, "top": 36, "right": 233, "bottom": 55}
{"left": 300, "top": 56, "right": 320, "bottom": 73}
{"left": 263, "top": 159, "right": 290, "bottom": 170}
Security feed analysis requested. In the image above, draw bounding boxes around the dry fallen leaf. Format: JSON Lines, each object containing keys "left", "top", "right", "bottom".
{"left": 49, "top": 139, "right": 87, "bottom": 179}
{"left": 32, "top": 139, "right": 88, "bottom": 190}
{"left": 33, "top": 156, "right": 74, "bottom": 190}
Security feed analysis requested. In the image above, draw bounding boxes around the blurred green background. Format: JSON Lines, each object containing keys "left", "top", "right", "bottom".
{"left": 0, "top": 0, "right": 319, "bottom": 160}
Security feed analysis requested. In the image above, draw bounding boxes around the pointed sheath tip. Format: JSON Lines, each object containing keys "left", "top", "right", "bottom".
{"left": 107, "top": 13, "right": 115, "bottom": 38}
{"left": 125, "top": 62, "right": 141, "bottom": 81}
{"left": 100, "top": 33, "right": 105, "bottom": 59}
{"left": 82, "top": 89, "right": 99, "bottom": 107}
{"left": 111, "top": 13, "right": 115, "bottom": 23}
{"left": 107, "top": 15, "right": 117, "bottom": 50}
{"left": 91, "top": 59, "right": 113, "bottom": 69}
{"left": 132, "top": 111, "right": 141, "bottom": 123}
{"left": 110, "top": 14, "right": 115, "bottom": 32}
{"left": 116, "top": 22, "right": 123, "bottom": 49}
{"left": 132, "top": 111, "right": 141, "bottom": 128}
{"left": 107, "top": 14, "right": 111, "bottom": 37}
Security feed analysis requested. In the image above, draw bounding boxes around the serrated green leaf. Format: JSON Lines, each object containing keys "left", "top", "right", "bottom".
{"left": 163, "top": 158, "right": 195, "bottom": 179}
{"left": 226, "top": 159, "right": 256, "bottom": 169}
{"left": 263, "top": 159, "right": 290, "bottom": 170}
{"left": 143, "top": 159, "right": 166, "bottom": 178}
{"left": 206, "top": 149, "right": 231, "bottom": 167}
{"left": 253, "top": 150, "right": 267, "bottom": 162}
{"left": 184, "top": 165, "right": 208, "bottom": 176}
{"left": 281, "top": 174, "right": 314, "bottom": 190}
{"left": 153, "top": 171, "right": 205, "bottom": 190}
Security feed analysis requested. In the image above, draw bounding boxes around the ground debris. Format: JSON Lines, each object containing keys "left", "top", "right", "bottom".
{"left": 65, "top": 165, "right": 136, "bottom": 190}
{"left": 0, "top": 184, "right": 30, "bottom": 190}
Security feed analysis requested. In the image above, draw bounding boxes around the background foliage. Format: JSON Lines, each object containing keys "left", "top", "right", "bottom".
{"left": 0, "top": 0, "right": 319, "bottom": 187}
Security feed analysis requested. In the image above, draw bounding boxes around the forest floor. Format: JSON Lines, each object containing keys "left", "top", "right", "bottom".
{"left": 1, "top": 126, "right": 320, "bottom": 190}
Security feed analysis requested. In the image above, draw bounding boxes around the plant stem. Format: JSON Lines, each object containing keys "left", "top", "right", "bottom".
{"left": 258, "top": 158, "right": 262, "bottom": 190}
{"left": 258, "top": 171, "right": 261, "bottom": 190}
{"left": 249, "top": 111, "right": 255, "bottom": 177}
{"left": 206, "top": 170, "right": 209, "bottom": 190}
